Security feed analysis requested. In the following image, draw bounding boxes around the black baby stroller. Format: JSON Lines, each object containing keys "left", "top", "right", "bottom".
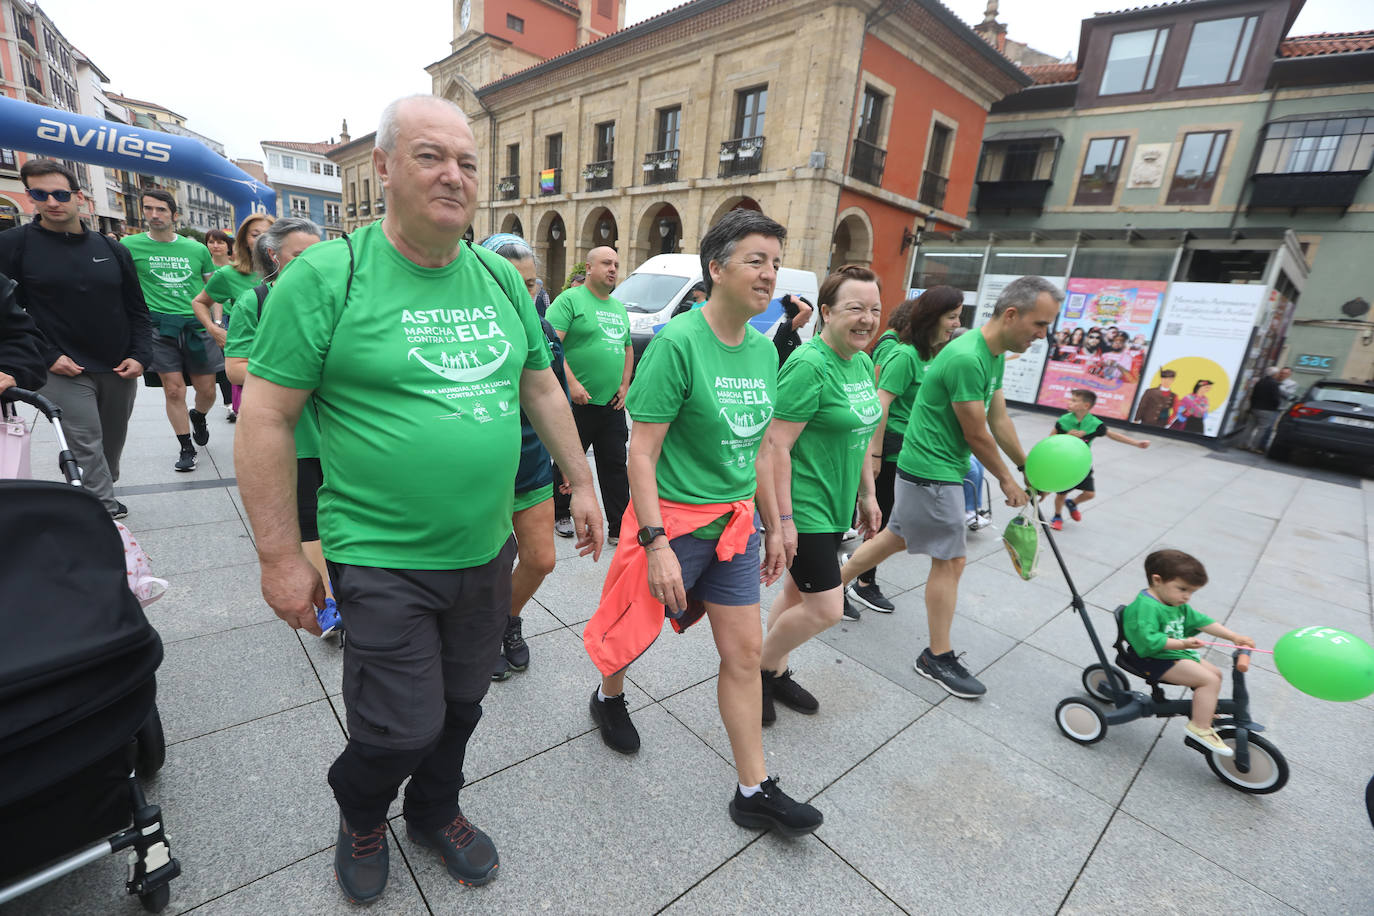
{"left": 0, "top": 389, "right": 179, "bottom": 912}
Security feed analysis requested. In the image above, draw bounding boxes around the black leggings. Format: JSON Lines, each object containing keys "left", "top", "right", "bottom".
{"left": 856, "top": 433, "right": 902, "bottom": 586}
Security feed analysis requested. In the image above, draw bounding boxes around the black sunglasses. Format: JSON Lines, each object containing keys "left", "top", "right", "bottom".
{"left": 26, "top": 188, "right": 76, "bottom": 202}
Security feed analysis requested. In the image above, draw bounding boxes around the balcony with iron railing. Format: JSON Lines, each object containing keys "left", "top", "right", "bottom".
{"left": 850, "top": 138, "right": 885, "bottom": 186}
{"left": 374, "top": 198, "right": 385, "bottom": 215}
{"left": 974, "top": 179, "right": 1053, "bottom": 214}
{"left": 22, "top": 72, "right": 43, "bottom": 98}
{"left": 346, "top": 203, "right": 356, "bottom": 218}
{"left": 582, "top": 160, "right": 614, "bottom": 192}
{"left": 539, "top": 167, "right": 561, "bottom": 196}
{"left": 324, "top": 215, "right": 342, "bottom": 229}
{"left": 358, "top": 201, "right": 371, "bottom": 217}
{"left": 1247, "top": 170, "right": 1371, "bottom": 212}
{"left": 16, "top": 25, "right": 36, "bottom": 52}
{"left": 497, "top": 176, "right": 520, "bottom": 200}
{"left": 642, "top": 149, "right": 680, "bottom": 185}
{"left": 918, "top": 170, "right": 948, "bottom": 210}
{"left": 718, "top": 137, "right": 764, "bottom": 178}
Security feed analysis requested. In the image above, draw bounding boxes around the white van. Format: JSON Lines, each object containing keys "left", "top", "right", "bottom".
{"left": 617, "top": 254, "right": 820, "bottom": 360}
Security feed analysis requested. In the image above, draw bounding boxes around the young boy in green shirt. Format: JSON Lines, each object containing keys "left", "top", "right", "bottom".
{"left": 1049, "top": 388, "right": 1149, "bottom": 530}
{"left": 1121, "top": 549, "right": 1254, "bottom": 757}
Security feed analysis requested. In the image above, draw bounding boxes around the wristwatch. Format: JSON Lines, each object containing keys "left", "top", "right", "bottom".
{"left": 636, "top": 525, "right": 666, "bottom": 547}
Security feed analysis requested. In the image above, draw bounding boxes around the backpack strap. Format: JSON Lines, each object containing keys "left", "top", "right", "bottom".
{"left": 343, "top": 233, "right": 355, "bottom": 311}
{"left": 253, "top": 283, "right": 270, "bottom": 320}
{"left": 465, "top": 240, "right": 518, "bottom": 310}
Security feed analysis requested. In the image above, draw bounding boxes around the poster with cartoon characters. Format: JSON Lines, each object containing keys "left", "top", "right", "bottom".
{"left": 1131, "top": 282, "right": 1268, "bottom": 437}
{"left": 1035, "top": 278, "right": 1167, "bottom": 419}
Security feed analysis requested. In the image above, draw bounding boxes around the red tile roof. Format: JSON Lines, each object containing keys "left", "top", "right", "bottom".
{"left": 1022, "top": 62, "right": 1078, "bottom": 85}
{"left": 1279, "top": 31, "right": 1374, "bottom": 58}
{"left": 260, "top": 139, "right": 341, "bottom": 155}
{"left": 105, "top": 92, "right": 184, "bottom": 120}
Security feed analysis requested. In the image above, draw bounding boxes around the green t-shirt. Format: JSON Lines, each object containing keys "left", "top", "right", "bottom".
{"left": 248, "top": 224, "right": 550, "bottom": 570}
{"left": 1122, "top": 590, "right": 1215, "bottom": 661}
{"left": 1055, "top": 411, "right": 1105, "bottom": 446}
{"left": 121, "top": 233, "right": 215, "bottom": 316}
{"left": 898, "top": 329, "right": 1003, "bottom": 482}
{"left": 877, "top": 342, "right": 927, "bottom": 442}
{"left": 204, "top": 264, "right": 260, "bottom": 319}
{"left": 871, "top": 329, "right": 900, "bottom": 369}
{"left": 225, "top": 284, "right": 319, "bottom": 460}
{"left": 775, "top": 337, "right": 881, "bottom": 533}
{"left": 546, "top": 285, "right": 629, "bottom": 406}
{"left": 627, "top": 308, "right": 777, "bottom": 506}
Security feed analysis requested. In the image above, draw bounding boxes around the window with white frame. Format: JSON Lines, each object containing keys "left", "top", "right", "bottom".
{"left": 310, "top": 161, "right": 322, "bottom": 175}
{"left": 281, "top": 155, "right": 296, "bottom": 170}
{"left": 324, "top": 201, "right": 340, "bottom": 224}
{"left": 322, "top": 163, "right": 335, "bottom": 177}
{"left": 289, "top": 196, "right": 310, "bottom": 218}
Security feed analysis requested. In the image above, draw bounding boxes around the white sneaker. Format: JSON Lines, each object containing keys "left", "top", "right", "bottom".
{"left": 970, "top": 514, "right": 992, "bottom": 530}
{"left": 842, "top": 527, "right": 858, "bottom": 541}
{"left": 965, "top": 511, "right": 979, "bottom": 530}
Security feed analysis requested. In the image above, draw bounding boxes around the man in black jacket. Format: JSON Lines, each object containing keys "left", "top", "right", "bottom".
{"left": 1244, "top": 366, "right": 1283, "bottom": 453}
{"left": 0, "top": 160, "right": 153, "bottom": 516}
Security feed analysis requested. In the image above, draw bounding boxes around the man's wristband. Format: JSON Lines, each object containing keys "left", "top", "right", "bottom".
{"left": 778, "top": 513, "right": 793, "bottom": 521}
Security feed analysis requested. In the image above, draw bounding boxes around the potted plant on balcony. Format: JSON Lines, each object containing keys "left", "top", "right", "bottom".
{"left": 496, "top": 179, "right": 516, "bottom": 194}
{"left": 657, "top": 156, "right": 674, "bottom": 169}
{"left": 718, "top": 147, "right": 736, "bottom": 162}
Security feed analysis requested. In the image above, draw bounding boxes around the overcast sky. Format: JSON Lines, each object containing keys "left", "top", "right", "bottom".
{"left": 34, "top": 0, "right": 1374, "bottom": 162}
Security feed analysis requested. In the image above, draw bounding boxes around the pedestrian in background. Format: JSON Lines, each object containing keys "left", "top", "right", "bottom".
{"left": 193, "top": 214, "right": 274, "bottom": 422}
{"left": 0, "top": 160, "right": 151, "bottom": 517}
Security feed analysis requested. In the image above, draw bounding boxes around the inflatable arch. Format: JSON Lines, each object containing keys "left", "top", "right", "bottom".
{"left": 0, "top": 95, "right": 276, "bottom": 223}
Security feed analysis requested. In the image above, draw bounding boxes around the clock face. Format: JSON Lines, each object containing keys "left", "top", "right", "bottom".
{"left": 460, "top": 0, "right": 470, "bottom": 31}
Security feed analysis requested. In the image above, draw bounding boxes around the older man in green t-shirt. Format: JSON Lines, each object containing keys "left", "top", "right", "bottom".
{"left": 235, "top": 95, "right": 603, "bottom": 903}
{"left": 841, "top": 276, "right": 1062, "bottom": 698}
{"left": 546, "top": 245, "right": 632, "bottom": 542}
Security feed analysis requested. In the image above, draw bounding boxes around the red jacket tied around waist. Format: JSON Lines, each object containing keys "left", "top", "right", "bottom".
{"left": 582, "top": 497, "right": 757, "bottom": 676}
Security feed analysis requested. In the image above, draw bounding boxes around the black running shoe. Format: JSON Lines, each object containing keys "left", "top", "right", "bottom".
{"left": 110, "top": 501, "right": 129, "bottom": 520}
{"left": 728, "top": 777, "right": 823, "bottom": 837}
{"left": 849, "top": 581, "right": 895, "bottom": 613}
{"left": 842, "top": 593, "right": 861, "bottom": 621}
{"left": 766, "top": 668, "right": 818, "bottom": 714}
{"left": 406, "top": 811, "right": 499, "bottom": 887}
{"left": 914, "top": 648, "right": 986, "bottom": 699}
{"left": 589, "top": 688, "right": 640, "bottom": 754}
{"left": 490, "top": 652, "right": 512, "bottom": 682}
{"left": 174, "top": 447, "right": 197, "bottom": 472}
{"left": 502, "top": 616, "right": 529, "bottom": 671}
{"left": 188, "top": 408, "right": 210, "bottom": 446}
{"left": 334, "top": 816, "right": 389, "bottom": 904}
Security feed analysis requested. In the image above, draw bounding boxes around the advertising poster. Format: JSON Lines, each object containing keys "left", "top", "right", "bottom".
{"left": 1131, "top": 282, "right": 1268, "bottom": 437}
{"left": 972, "top": 274, "right": 1067, "bottom": 403}
{"left": 1035, "top": 278, "right": 1167, "bottom": 419}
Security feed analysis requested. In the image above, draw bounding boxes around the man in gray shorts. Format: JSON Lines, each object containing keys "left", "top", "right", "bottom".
{"left": 840, "top": 276, "right": 1062, "bottom": 697}
{"left": 237, "top": 95, "right": 602, "bottom": 903}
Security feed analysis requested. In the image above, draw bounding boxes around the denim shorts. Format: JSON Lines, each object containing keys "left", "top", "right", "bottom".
{"left": 670, "top": 518, "right": 761, "bottom": 607}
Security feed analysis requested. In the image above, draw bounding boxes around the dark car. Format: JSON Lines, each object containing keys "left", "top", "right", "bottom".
{"left": 1267, "top": 379, "right": 1374, "bottom": 464}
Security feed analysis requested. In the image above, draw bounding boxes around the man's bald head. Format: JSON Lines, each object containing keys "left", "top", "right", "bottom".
{"left": 376, "top": 95, "right": 469, "bottom": 153}
{"left": 584, "top": 246, "right": 619, "bottom": 298}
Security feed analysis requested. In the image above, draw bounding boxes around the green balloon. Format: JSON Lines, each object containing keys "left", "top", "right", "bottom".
{"left": 1273, "top": 626, "right": 1374, "bottom": 702}
{"left": 1024, "top": 434, "right": 1093, "bottom": 494}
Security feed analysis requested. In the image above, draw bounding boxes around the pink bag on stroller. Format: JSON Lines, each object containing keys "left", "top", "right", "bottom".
{"left": 1, "top": 401, "right": 31, "bottom": 479}
{"left": 114, "top": 521, "right": 168, "bottom": 607}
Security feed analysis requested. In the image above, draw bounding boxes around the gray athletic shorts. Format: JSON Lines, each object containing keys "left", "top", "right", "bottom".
{"left": 149, "top": 321, "right": 224, "bottom": 376}
{"left": 888, "top": 473, "right": 967, "bottom": 560}
{"left": 327, "top": 536, "right": 516, "bottom": 751}
{"left": 669, "top": 517, "right": 762, "bottom": 608}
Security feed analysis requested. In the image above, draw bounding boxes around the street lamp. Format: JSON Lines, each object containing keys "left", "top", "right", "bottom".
{"left": 658, "top": 218, "right": 672, "bottom": 238}
{"left": 598, "top": 218, "right": 611, "bottom": 240}
{"left": 551, "top": 222, "right": 562, "bottom": 241}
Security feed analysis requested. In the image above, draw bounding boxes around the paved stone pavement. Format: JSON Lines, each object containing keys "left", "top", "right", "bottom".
{"left": 5, "top": 389, "right": 1372, "bottom": 915}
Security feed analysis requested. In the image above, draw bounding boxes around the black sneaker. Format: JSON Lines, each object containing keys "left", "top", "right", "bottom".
{"left": 406, "top": 811, "right": 499, "bottom": 887}
{"left": 761, "top": 671, "right": 776, "bottom": 725}
{"left": 589, "top": 688, "right": 640, "bottom": 754}
{"left": 765, "top": 668, "right": 818, "bottom": 715}
{"left": 110, "top": 501, "right": 129, "bottom": 520}
{"left": 842, "top": 593, "right": 861, "bottom": 621}
{"left": 490, "top": 652, "right": 512, "bottom": 682}
{"left": 554, "top": 516, "right": 574, "bottom": 538}
{"left": 334, "top": 816, "right": 389, "bottom": 904}
{"left": 174, "top": 447, "right": 197, "bottom": 472}
{"left": 502, "top": 616, "right": 529, "bottom": 671}
{"left": 914, "top": 648, "right": 986, "bottom": 699}
{"left": 728, "top": 777, "right": 823, "bottom": 837}
{"left": 188, "top": 408, "right": 210, "bottom": 446}
{"left": 849, "top": 581, "right": 895, "bottom": 613}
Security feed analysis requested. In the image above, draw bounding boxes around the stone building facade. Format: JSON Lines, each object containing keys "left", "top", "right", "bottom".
{"left": 426, "top": 0, "right": 1027, "bottom": 300}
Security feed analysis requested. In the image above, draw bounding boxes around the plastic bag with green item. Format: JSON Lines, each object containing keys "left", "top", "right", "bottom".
{"left": 1001, "top": 495, "right": 1041, "bottom": 580}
